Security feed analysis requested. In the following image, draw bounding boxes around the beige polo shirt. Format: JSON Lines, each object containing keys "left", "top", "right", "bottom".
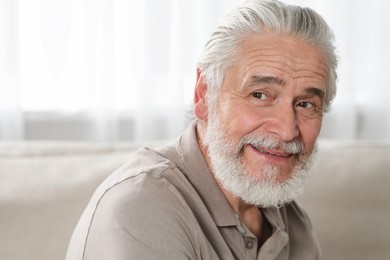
{"left": 66, "top": 121, "right": 322, "bottom": 260}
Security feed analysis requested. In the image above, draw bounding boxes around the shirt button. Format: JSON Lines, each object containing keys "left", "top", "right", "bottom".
{"left": 245, "top": 239, "right": 254, "bottom": 249}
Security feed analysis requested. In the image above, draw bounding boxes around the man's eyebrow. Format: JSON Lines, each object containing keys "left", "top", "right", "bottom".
{"left": 305, "top": 87, "right": 325, "bottom": 101}
{"left": 248, "top": 75, "right": 285, "bottom": 87}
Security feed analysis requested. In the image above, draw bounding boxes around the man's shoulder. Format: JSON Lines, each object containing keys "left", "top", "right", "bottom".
{"left": 97, "top": 144, "right": 191, "bottom": 211}
{"left": 67, "top": 145, "right": 202, "bottom": 259}
{"left": 94, "top": 165, "right": 197, "bottom": 226}
{"left": 100, "top": 144, "right": 181, "bottom": 188}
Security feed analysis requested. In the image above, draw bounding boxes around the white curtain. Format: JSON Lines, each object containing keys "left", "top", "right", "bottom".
{"left": 1, "top": 0, "right": 390, "bottom": 141}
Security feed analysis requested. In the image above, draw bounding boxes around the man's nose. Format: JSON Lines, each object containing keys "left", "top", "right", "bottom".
{"left": 265, "top": 104, "right": 299, "bottom": 142}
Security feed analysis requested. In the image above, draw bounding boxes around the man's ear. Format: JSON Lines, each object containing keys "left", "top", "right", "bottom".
{"left": 194, "top": 68, "right": 208, "bottom": 120}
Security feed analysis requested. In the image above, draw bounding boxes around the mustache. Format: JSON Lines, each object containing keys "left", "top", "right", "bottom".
{"left": 239, "top": 135, "right": 305, "bottom": 155}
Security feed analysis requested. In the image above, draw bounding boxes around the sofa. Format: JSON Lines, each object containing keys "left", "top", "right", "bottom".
{"left": 0, "top": 140, "right": 389, "bottom": 260}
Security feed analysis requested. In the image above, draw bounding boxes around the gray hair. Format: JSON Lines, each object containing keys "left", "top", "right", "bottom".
{"left": 197, "top": 0, "right": 338, "bottom": 112}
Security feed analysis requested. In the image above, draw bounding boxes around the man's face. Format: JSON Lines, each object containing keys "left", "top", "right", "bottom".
{"left": 198, "top": 32, "right": 329, "bottom": 207}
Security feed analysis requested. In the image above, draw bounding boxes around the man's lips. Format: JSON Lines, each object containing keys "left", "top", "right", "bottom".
{"left": 250, "top": 144, "right": 293, "bottom": 158}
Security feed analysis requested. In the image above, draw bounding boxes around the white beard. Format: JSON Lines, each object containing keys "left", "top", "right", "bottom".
{"left": 202, "top": 111, "right": 317, "bottom": 208}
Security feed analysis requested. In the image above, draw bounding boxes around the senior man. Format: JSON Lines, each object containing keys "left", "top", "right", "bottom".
{"left": 67, "top": 0, "right": 337, "bottom": 259}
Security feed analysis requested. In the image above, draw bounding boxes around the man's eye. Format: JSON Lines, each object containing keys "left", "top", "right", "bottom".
{"left": 297, "top": 101, "right": 314, "bottom": 108}
{"left": 252, "top": 92, "right": 268, "bottom": 100}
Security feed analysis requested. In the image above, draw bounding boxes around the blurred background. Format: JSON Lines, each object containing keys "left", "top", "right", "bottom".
{"left": 1, "top": 0, "right": 389, "bottom": 142}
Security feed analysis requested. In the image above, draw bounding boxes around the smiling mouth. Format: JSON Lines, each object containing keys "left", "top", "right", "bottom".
{"left": 250, "top": 144, "right": 292, "bottom": 158}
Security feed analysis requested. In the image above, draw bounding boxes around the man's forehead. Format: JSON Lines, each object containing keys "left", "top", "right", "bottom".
{"left": 231, "top": 34, "right": 329, "bottom": 87}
